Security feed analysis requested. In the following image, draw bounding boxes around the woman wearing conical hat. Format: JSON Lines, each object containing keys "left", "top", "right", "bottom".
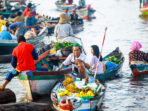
{"left": 54, "top": 13, "right": 73, "bottom": 41}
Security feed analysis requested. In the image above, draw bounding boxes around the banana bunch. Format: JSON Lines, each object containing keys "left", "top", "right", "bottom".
{"left": 75, "top": 90, "right": 94, "bottom": 98}
{"left": 65, "top": 82, "right": 76, "bottom": 92}
{"left": 63, "top": 77, "right": 74, "bottom": 87}
{"left": 59, "top": 90, "right": 72, "bottom": 96}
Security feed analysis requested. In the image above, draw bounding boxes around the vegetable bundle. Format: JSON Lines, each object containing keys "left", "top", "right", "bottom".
{"left": 105, "top": 56, "right": 121, "bottom": 64}
{"left": 54, "top": 42, "right": 74, "bottom": 51}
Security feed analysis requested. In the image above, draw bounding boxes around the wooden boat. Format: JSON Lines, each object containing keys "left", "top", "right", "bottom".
{"left": 42, "top": 18, "right": 84, "bottom": 34}
{"left": 17, "top": 36, "right": 86, "bottom": 101}
{"left": 95, "top": 47, "right": 124, "bottom": 81}
{"left": 51, "top": 78, "right": 106, "bottom": 111}
{"left": 17, "top": 47, "right": 72, "bottom": 101}
{"left": 55, "top": 1, "right": 75, "bottom": 11}
{"left": 0, "top": 11, "right": 13, "bottom": 18}
{"left": 130, "top": 64, "right": 148, "bottom": 76}
{"left": 18, "top": 69, "right": 72, "bottom": 101}
{"left": 0, "top": 27, "right": 48, "bottom": 63}
{"left": 76, "top": 8, "right": 95, "bottom": 20}
{"left": 140, "top": 0, "right": 148, "bottom": 15}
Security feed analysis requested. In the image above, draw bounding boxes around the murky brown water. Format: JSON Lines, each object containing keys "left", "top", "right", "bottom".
{"left": 0, "top": 0, "right": 148, "bottom": 110}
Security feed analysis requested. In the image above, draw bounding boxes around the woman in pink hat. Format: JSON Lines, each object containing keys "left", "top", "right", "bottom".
{"left": 129, "top": 41, "right": 148, "bottom": 64}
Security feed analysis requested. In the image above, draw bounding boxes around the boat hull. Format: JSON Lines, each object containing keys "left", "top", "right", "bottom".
{"left": 18, "top": 69, "right": 72, "bottom": 101}
{"left": 130, "top": 64, "right": 148, "bottom": 76}
{"left": 55, "top": 2, "right": 75, "bottom": 11}
{"left": 0, "top": 28, "right": 47, "bottom": 63}
{"left": 95, "top": 47, "right": 124, "bottom": 81}
{"left": 76, "top": 8, "right": 95, "bottom": 20}
{"left": 51, "top": 83, "right": 106, "bottom": 111}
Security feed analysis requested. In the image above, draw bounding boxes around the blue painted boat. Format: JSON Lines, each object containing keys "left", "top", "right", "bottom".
{"left": 95, "top": 47, "right": 124, "bottom": 81}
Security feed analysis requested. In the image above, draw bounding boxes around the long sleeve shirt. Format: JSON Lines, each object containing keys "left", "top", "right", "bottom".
{"left": 54, "top": 23, "right": 74, "bottom": 39}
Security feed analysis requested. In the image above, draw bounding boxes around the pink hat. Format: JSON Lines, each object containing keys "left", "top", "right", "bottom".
{"left": 87, "top": 4, "right": 91, "bottom": 9}
{"left": 131, "top": 41, "right": 142, "bottom": 51}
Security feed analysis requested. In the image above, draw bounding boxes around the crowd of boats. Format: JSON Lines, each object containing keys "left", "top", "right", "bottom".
{"left": 0, "top": 0, "right": 148, "bottom": 111}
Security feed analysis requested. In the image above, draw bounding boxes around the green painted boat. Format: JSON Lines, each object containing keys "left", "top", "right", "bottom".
{"left": 55, "top": 1, "right": 75, "bottom": 11}
{"left": 95, "top": 47, "right": 124, "bottom": 81}
{"left": 0, "top": 27, "right": 48, "bottom": 63}
{"left": 76, "top": 8, "right": 95, "bottom": 20}
{"left": 17, "top": 36, "right": 87, "bottom": 101}
{"left": 0, "top": 11, "right": 13, "bottom": 18}
{"left": 17, "top": 47, "right": 72, "bottom": 101}
{"left": 18, "top": 68, "right": 72, "bottom": 101}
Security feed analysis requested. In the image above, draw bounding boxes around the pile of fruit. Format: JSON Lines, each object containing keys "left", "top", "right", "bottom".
{"left": 75, "top": 90, "right": 94, "bottom": 98}
{"left": 57, "top": 77, "right": 99, "bottom": 100}
{"left": 63, "top": 77, "right": 74, "bottom": 86}
{"left": 105, "top": 56, "right": 120, "bottom": 64}
{"left": 59, "top": 90, "right": 72, "bottom": 96}
{"left": 65, "top": 82, "right": 76, "bottom": 93}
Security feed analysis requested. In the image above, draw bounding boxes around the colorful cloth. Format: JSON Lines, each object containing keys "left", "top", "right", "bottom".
{"left": 129, "top": 50, "right": 148, "bottom": 62}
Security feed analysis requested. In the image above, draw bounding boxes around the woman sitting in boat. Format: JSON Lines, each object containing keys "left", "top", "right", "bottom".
{"left": 0, "top": 35, "right": 48, "bottom": 90}
{"left": 0, "top": 25, "right": 12, "bottom": 40}
{"left": 90, "top": 45, "right": 104, "bottom": 74}
{"left": 129, "top": 41, "right": 148, "bottom": 65}
{"left": 54, "top": 13, "right": 73, "bottom": 41}
{"left": 9, "top": 22, "right": 26, "bottom": 38}
{"left": 58, "top": 43, "right": 90, "bottom": 79}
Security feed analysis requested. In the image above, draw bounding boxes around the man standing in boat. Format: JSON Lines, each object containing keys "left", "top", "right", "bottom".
{"left": 58, "top": 43, "right": 90, "bottom": 79}
{"left": 0, "top": 35, "right": 39, "bottom": 90}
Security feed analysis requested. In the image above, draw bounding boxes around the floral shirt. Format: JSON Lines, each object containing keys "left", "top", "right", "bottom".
{"left": 129, "top": 50, "right": 148, "bottom": 62}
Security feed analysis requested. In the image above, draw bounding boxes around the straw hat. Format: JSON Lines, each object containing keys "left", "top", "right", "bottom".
{"left": 58, "top": 13, "right": 70, "bottom": 24}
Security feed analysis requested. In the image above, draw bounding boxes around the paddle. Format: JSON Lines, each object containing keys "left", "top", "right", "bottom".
{"left": 94, "top": 27, "right": 107, "bottom": 78}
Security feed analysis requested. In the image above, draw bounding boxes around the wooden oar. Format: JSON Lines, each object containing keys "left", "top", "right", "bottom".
{"left": 94, "top": 27, "right": 107, "bottom": 78}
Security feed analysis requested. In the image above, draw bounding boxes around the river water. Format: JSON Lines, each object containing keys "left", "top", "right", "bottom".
{"left": 0, "top": 0, "right": 148, "bottom": 110}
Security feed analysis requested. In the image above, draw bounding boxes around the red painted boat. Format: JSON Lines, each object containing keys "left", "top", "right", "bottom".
{"left": 130, "top": 64, "right": 148, "bottom": 76}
